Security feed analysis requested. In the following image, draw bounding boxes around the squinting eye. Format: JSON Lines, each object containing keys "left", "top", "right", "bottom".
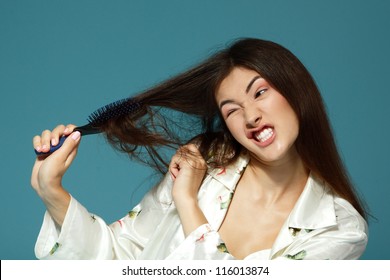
{"left": 226, "top": 109, "right": 237, "bottom": 117}
{"left": 255, "top": 89, "right": 267, "bottom": 98}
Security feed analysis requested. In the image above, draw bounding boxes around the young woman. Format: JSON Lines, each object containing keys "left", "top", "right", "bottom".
{"left": 31, "top": 38, "right": 368, "bottom": 260}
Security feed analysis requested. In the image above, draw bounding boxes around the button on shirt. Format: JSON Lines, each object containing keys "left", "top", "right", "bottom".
{"left": 35, "top": 153, "right": 368, "bottom": 260}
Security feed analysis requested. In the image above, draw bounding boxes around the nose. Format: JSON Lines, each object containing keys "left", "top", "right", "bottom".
{"left": 245, "top": 105, "right": 262, "bottom": 128}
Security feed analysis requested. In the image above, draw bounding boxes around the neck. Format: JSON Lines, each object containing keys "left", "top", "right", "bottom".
{"left": 244, "top": 150, "right": 309, "bottom": 205}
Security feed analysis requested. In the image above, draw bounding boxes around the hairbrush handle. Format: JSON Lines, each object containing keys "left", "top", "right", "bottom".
{"left": 34, "top": 124, "right": 100, "bottom": 156}
{"left": 33, "top": 98, "right": 141, "bottom": 156}
{"left": 34, "top": 136, "right": 67, "bottom": 156}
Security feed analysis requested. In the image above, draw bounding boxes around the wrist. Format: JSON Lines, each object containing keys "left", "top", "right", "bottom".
{"left": 41, "top": 187, "right": 71, "bottom": 226}
{"left": 172, "top": 192, "right": 198, "bottom": 209}
{"left": 175, "top": 199, "right": 208, "bottom": 237}
{"left": 39, "top": 184, "right": 69, "bottom": 206}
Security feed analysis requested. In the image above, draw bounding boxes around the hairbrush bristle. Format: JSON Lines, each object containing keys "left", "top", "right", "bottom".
{"left": 34, "top": 98, "right": 143, "bottom": 155}
{"left": 87, "top": 98, "right": 142, "bottom": 126}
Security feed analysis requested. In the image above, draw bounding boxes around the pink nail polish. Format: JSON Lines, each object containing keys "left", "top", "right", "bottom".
{"left": 71, "top": 131, "right": 81, "bottom": 141}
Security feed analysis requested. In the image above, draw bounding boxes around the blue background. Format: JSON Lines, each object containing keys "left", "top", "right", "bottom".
{"left": 1, "top": 0, "right": 389, "bottom": 259}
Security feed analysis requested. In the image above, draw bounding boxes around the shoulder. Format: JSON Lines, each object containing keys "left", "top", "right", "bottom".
{"left": 333, "top": 195, "right": 368, "bottom": 235}
{"left": 308, "top": 174, "right": 367, "bottom": 234}
{"left": 280, "top": 180, "right": 369, "bottom": 259}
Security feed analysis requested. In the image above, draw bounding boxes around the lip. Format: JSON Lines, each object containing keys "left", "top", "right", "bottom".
{"left": 245, "top": 124, "right": 272, "bottom": 139}
{"left": 246, "top": 124, "right": 276, "bottom": 147}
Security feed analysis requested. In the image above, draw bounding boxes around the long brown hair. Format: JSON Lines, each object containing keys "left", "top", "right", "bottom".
{"left": 102, "top": 38, "right": 367, "bottom": 219}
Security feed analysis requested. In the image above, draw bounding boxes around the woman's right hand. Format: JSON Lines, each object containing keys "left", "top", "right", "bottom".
{"left": 31, "top": 124, "right": 81, "bottom": 226}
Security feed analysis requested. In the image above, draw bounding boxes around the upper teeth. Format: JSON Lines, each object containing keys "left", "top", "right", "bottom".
{"left": 255, "top": 128, "right": 274, "bottom": 142}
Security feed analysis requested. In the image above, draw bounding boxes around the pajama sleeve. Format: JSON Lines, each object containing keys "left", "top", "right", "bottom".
{"left": 35, "top": 175, "right": 173, "bottom": 260}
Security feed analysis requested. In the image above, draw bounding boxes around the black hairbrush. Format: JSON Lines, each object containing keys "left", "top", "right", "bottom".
{"left": 34, "top": 98, "right": 142, "bottom": 155}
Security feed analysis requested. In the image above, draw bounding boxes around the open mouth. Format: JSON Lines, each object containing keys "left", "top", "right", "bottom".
{"left": 254, "top": 127, "right": 274, "bottom": 143}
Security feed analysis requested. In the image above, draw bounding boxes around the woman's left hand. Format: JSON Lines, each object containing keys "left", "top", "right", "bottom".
{"left": 169, "top": 144, "right": 208, "bottom": 236}
{"left": 169, "top": 144, "right": 207, "bottom": 205}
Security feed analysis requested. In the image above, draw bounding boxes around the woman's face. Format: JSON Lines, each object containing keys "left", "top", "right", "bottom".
{"left": 215, "top": 67, "right": 300, "bottom": 166}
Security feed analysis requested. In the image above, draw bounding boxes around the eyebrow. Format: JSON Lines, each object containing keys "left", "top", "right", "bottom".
{"left": 219, "top": 99, "right": 234, "bottom": 110}
{"left": 219, "top": 75, "right": 262, "bottom": 110}
{"left": 246, "top": 75, "right": 261, "bottom": 93}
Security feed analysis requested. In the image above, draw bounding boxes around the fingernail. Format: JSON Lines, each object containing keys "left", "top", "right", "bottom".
{"left": 63, "top": 127, "right": 69, "bottom": 134}
{"left": 71, "top": 131, "right": 81, "bottom": 141}
{"left": 42, "top": 144, "right": 48, "bottom": 151}
{"left": 51, "top": 138, "right": 56, "bottom": 146}
{"left": 36, "top": 146, "right": 41, "bottom": 152}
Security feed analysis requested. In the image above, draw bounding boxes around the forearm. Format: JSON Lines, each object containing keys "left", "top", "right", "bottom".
{"left": 175, "top": 198, "right": 208, "bottom": 237}
{"left": 40, "top": 186, "right": 71, "bottom": 226}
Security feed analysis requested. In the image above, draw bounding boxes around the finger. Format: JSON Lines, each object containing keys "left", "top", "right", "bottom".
{"left": 179, "top": 144, "right": 200, "bottom": 160}
{"left": 60, "top": 131, "right": 81, "bottom": 158}
{"left": 64, "top": 141, "right": 80, "bottom": 167}
{"left": 39, "top": 130, "right": 52, "bottom": 153}
{"left": 33, "top": 135, "right": 43, "bottom": 152}
{"left": 169, "top": 152, "right": 182, "bottom": 180}
{"left": 51, "top": 124, "right": 77, "bottom": 146}
{"left": 169, "top": 166, "right": 179, "bottom": 180}
{"left": 52, "top": 131, "right": 82, "bottom": 163}
{"left": 179, "top": 144, "right": 207, "bottom": 170}
{"left": 173, "top": 150, "right": 183, "bottom": 163}
{"left": 184, "top": 143, "right": 203, "bottom": 156}
{"left": 63, "top": 124, "right": 77, "bottom": 136}
{"left": 50, "top": 124, "right": 66, "bottom": 146}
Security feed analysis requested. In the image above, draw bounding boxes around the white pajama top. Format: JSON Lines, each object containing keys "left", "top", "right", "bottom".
{"left": 35, "top": 153, "right": 368, "bottom": 260}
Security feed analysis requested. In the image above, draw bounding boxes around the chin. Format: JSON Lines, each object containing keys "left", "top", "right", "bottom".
{"left": 249, "top": 146, "right": 293, "bottom": 165}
